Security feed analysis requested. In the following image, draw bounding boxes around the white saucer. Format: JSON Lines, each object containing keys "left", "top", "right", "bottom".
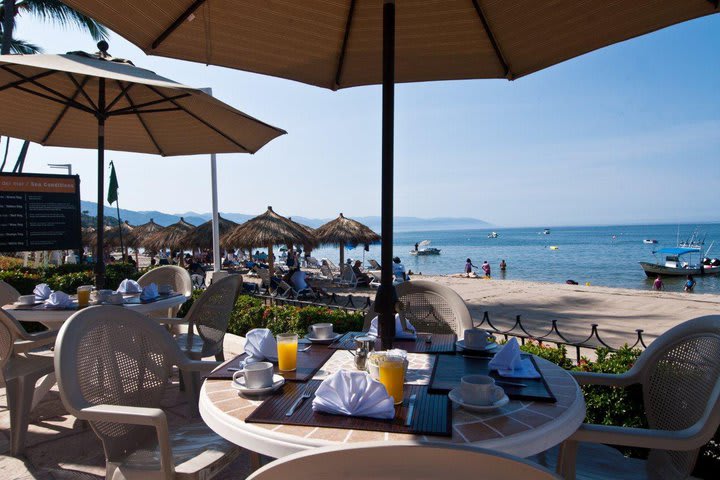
{"left": 448, "top": 388, "right": 509, "bottom": 412}
{"left": 231, "top": 374, "right": 285, "bottom": 395}
{"left": 456, "top": 339, "right": 498, "bottom": 352}
{"left": 306, "top": 332, "right": 343, "bottom": 344}
{"left": 13, "top": 300, "right": 43, "bottom": 307}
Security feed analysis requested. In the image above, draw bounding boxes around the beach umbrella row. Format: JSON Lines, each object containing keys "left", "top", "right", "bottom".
{"left": 314, "top": 213, "right": 381, "bottom": 270}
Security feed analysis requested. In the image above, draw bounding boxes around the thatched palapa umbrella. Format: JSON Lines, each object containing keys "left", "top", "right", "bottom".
{"left": 129, "top": 219, "right": 165, "bottom": 251}
{"left": 183, "top": 215, "right": 238, "bottom": 251}
{"left": 104, "top": 220, "right": 137, "bottom": 259}
{"left": 314, "top": 213, "right": 380, "bottom": 271}
{"left": 223, "top": 206, "right": 316, "bottom": 277}
{"left": 144, "top": 217, "right": 195, "bottom": 263}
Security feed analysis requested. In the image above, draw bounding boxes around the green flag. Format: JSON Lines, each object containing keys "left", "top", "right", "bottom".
{"left": 107, "top": 161, "right": 119, "bottom": 205}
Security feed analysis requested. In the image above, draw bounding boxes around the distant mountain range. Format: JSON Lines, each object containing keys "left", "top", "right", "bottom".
{"left": 80, "top": 201, "right": 490, "bottom": 232}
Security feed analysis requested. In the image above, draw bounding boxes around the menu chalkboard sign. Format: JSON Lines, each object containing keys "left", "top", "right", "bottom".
{"left": 0, "top": 173, "right": 81, "bottom": 252}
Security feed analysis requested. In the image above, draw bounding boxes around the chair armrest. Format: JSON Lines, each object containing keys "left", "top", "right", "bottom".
{"left": 570, "top": 371, "right": 639, "bottom": 388}
{"left": 158, "top": 317, "right": 189, "bottom": 326}
{"left": 571, "top": 422, "right": 708, "bottom": 451}
{"left": 18, "top": 328, "right": 58, "bottom": 343}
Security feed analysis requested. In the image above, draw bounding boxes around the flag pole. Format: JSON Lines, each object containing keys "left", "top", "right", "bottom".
{"left": 108, "top": 161, "right": 124, "bottom": 261}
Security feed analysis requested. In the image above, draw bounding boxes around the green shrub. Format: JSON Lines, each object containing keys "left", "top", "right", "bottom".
{"left": 518, "top": 340, "right": 574, "bottom": 369}
{"left": 104, "top": 263, "right": 141, "bottom": 289}
{"left": 0, "top": 270, "right": 43, "bottom": 294}
{"left": 45, "top": 271, "right": 95, "bottom": 292}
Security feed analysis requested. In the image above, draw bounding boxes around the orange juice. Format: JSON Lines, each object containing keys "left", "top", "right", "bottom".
{"left": 276, "top": 333, "right": 298, "bottom": 371}
{"left": 76, "top": 286, "right": 92, "bottom": 307}
{"left": 378, "top": 357, "right": 405, "bottom": 405}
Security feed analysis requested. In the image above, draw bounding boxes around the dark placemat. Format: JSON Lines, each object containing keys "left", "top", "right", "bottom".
{"left": 206, "top": 345, "right": 335, "bottom": 382}
{"left": 329, "top": 331, "right": 456, "bottom": 354}
{"left": 429, "top": 354, "right": 556, "bottom": 403}
{"left": 123, "top": 292, "right": 183, "bottom": 304}
{"left": 246, "top": 380, "right": 451, "bottom": 437}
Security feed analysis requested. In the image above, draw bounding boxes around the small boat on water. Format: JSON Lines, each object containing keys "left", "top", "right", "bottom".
{"left": 542, "top": 228, "right": 551, "bottom": 235}
{"left": 643, "top": 239, "right": 658, "bottom": 244}
{"left": 640, "top": 246, "right": 720, "bottom": 277}
{"left": 487, "top": 231, "right": 499, "bottom": 238}
{"left": 410, "top": 240, "right": 441, "bottom": 256}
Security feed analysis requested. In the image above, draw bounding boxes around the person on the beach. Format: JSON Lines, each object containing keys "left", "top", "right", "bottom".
{"left": 481, "top": 260, "right": 491, "bottom": 277}
{"left": 465, "top": 258, "right": 477, "bottom": 277}
{"left": 392, "top": 256, "right": 407, "bottom": 285}
{"left": 500, "top": 259, "right": 507, "bottom": 271}
{"left": 653, "top": 275, "right": 663, "bottom": 291}
{"left": 684, "top": 274, "right": 696, "bottom": 293}
{"left": 352, "top": 260, "right": 373, "bottom": 287}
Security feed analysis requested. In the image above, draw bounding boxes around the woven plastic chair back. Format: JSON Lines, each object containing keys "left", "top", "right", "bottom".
{"left": 184, "top": 275, "right": 242, "bottom": 355}
{"left": 363, "top": 280, "right": 473, "bottom": 337}
{"left": 633, "top": 315, "right": 720, "bottom": 479}
{"left": 0, "top": 311, "right": 15, "bottom": 382}
{"left": 54, "top": 306, "right": 178, "bottom": 461}
{"left": 138, "top": 265, "right": 192, "bottom": 297}
{"left": 0, "top": 280, "right": 20, "bottom": 308}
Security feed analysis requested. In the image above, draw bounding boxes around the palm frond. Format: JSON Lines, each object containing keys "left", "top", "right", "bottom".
{"left": 17, "top": 0, "right": 109, "bottom": 41}
{"left": 10, "top": 37, "right": 41, "bottom": 54}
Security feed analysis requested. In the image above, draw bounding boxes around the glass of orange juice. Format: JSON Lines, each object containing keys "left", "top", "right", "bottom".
{"left": 276, "top": 333, "right": 298, "bottom": 371}
{"left": 76, "top": 285, "right": 93, "bottom": 307}
{"left": 378, "top": 355, "right": 405, "bottom": 405}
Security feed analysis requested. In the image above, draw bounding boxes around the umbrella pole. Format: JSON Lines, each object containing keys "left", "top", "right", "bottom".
{"left": 339, "top": 244, "right": 345, "bottom": 273}
{"left": 94, "top": 79, "right": 107, "bottom": 288}
{"left": 268, "top": 245, "right": 274, "bottom": 279}
{"left": 374, "top": 0, "right": 398, "bottom": 351}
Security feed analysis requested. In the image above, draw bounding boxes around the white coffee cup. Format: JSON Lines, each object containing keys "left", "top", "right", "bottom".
{"left": 97, "top": 289, "right": 114, "bottom": 303}
{"left": 464, "top": 328, "right": 492, "bottom": 349}
{"left": 233, "top": 361, "right": 274, "bottom": 389}
{"left": 158, "top": 284, "right": 172, "bottom": 295}
{"left": 460, "top": 375, "right": 504, "bottom": 406}
{"left": 310, "top": 323, "right": 333, "bottom": 339}
{"left": 18, "top": 295, "right": 36, "bottom": 305}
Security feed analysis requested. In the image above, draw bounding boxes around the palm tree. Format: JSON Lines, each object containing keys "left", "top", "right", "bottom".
{"left": 0, "top": 0, "right": 107, "bottom": 172}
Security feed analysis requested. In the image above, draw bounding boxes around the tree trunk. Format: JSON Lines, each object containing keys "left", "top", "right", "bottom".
{"left": 1, "top": 0, "right": 15, "bottom": 55}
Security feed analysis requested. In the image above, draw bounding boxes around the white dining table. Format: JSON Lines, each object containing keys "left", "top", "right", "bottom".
{"left": 3, "top": 293, "right": 189, "bottom": 329}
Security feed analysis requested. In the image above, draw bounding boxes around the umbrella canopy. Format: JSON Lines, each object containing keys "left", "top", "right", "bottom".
{"left": 314, "top": 213, "right": 380, "bottom": 269}
{"left": 223, "top": 206, "right": 316, "bottom": 277}
{"left": 183, "top": 215, "right": 237, "bottom": 250}
{"left": 103, "top": 220, "right": 137, "bottom": 250}
{"left": 144, "top": 217, "right": 195, "bottom": 253}
{"left": 81, "top": 226, "right": 95, "bottom": 249}
{"left": 69, "top": 1, "right": 719, "bottom": 345}
{"left": 0, "top": 43, "right": 285, "bottom": 288}
{"left": 129, "top": 218, "right": 165, "bottom": 250}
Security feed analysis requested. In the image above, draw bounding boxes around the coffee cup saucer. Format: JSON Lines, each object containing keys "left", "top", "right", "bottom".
{"left": 231, "top": 374, "right": 285, "bottom": 395}
{"left": 448, "top": 388, "right": 509, "bottom": 412}
{"left": 13, "top": 300, "right": 43, "bottom": 307}
{"left": 456, "top": 339, "right": 498, "bottom": 352}
{"left": 305, "top": 332, "right": 343, "bottom": 344}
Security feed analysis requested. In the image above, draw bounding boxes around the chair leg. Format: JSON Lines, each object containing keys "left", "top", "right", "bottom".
{"left": 30, "top": 372, "right": 56, "bottom": 411}
{"left": 215, "top": 350, "right": 225, "bottom": 362}
{"left": 557, "top": 440, "right": 578, "bottom": 480}
{"left": 6, "top": 375, "right": 38, "bottom": 456}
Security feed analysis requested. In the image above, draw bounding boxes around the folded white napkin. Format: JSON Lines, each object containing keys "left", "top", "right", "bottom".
{"left": 368, "top": 314, "right": 416, "bottom": 339}
{"left": 45, "top": 291, "right": 72, "bottom": 308}
{"left": 488, "top": 338, "right": 541, "bottom": 378}
{"left": 140, "top": 283, "right": 159, "bottom": 301}
{"left": 243, "top": 328, "right": 278, "bottom": 362}
{"left": 117, "top": 279, "right": 142, "bottom": 294}
{"left": 33, "top": 283, "right": 52, "bottom": 300}
{"left": 312, "top": 371, "right": 395, "bottom": 419}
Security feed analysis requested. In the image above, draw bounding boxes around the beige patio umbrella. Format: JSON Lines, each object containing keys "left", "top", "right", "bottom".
{"left": 222, "top": 206, "right": 316, "bottom": 277}
{"left": 0, "top": 43, "right": 285, "bottom": 287}
{"left": 144, "top": 217, "right": 195, "bottom": 264}
{"left": 129, "top": 218, "right": 165, "bottom": 250}
{"left": 67, "top": 0, "right": 718, "bottom": 345}
{"left": 314, "top": 213, "right": 380, "bottom": 271}
{"left": 182, "top": 215, "right": 237, "bottom": 250}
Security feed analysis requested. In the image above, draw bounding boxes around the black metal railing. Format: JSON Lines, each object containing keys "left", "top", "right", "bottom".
{"left": 249, "top": 284, "right": 372, "bottom": 313}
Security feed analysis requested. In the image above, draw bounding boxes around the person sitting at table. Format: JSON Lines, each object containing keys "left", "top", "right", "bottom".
{"left": 392, "top": 257, "right": 408, "bottom": 285}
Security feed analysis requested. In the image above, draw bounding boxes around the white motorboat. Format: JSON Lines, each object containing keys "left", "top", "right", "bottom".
{"left": 410, "top": 240, "right": 441, "bottom": 256}
{"left": 487, "top": 232, "right": 499, "bottom": 238}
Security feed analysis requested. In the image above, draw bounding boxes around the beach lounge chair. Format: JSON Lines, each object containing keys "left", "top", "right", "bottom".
{"left": 138, "top": 265, "right": 193, "bottom": 317}
{"left": 248, "top": 442, "right": 559, "bottom": 479}
{"left": 363, "top": 280, "right": 473, "bottom": 337}
{"left": 254, "top": 266, "right": 272, "bottom": 289}
{"left": 54, "top": 306, "right": 239, "bottom": 479}
{"left": 339, "top": 265, "right": 358, "bottom": 288}
{"left": 319, "top": 264, "right": 338, "bottom": 282}
{"left": 555, "top": 314, "right": 720, "bottom": 480}
{"left": 325, "top": 258, "right": 341, "bottom": 273}
{"left": 0, "top": 309, "right": 58, "bottom": 455}
{"left": 305, "top": 256, "right": 321, "bottom": 268}
{"left": 368, "top": 259, "right": 382, "bottom": 270}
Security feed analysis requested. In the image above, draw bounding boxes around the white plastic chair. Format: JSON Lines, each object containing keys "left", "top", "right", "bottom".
{"left": 54, "top": 305, "right": 239, "bottom": 479}
{"left": 363, "top": 280, "right": 474, "bottom": 337}
{"left": 138, "top": 265, "right": 193, "bottom": 318}
{"left": 247, "top": 441, "right": 560, "bottom": 479}
{"left": 556, "top": 315, "right": 720, "bottom": 480}
{"left": 0, "top": 308, "right": 57, "bottom": 455}
{"left": 0, "top": 279, "right": 21, "bottom": 307}
{"left": 305, "top": 256, "right": 321, "bottom": 268}
{"left": 368, "top": 259, "right": 382, "bottom": 270}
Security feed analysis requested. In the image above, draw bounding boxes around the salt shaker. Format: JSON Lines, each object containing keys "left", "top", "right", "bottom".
{"left": 353, "top": 335, "right": 376, "bottom": 370}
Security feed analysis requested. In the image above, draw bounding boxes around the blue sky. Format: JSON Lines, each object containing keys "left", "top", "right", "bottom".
{"left": 4, "top": 13, "right": 720, "bottom": 227}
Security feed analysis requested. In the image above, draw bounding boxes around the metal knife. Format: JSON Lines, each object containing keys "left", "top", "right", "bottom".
{"left": 405, "top": 394, "right": 417, "bottom": 426}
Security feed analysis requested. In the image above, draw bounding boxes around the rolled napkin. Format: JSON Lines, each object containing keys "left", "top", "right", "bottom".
{"left": 368, "top": 314, "right": 416, "bottom": 340}
{"left": 488, "top": 338, "right": 541, "bottom": 379}
{"left": 117, "top": 279, "right": 142, "bottom": 294}
{"left": 33, "top": 283, "right": 52, "bottom": 301}
{"left": 140, "top": 283, "right": 159, "bottom": 301}
{"left": 243, "top": 328, "right": 278, "bottom": 362}
{"left": 45, "top": 291, "right": 73, "bottom": 309}
{"left": 312, "top": 371, "right": 395, "bottom": 419}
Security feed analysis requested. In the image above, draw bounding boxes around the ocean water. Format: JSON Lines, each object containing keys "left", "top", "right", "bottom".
{"left": 306, "top": 223, "right": 720, "bottom": 294}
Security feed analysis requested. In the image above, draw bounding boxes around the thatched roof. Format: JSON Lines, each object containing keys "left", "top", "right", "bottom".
{"left": 129, "top": 218, "right": 165, "bottom": 249}
{"left": 314, "top": 213, "right": 380, "bottom": 247}
{"left": 104, "top": 221, "right": 137, "bottom": 248}
{"left": 183, "top": 215, "right": 238, "bottom": 249}
{"left": 223, "top": 206, "right": 317, "bottom": 249}
{"left": 144, "top": 217, "right": 195, "bottom": 251}
{"left": 81, "top": 227, "right": 95, "bottom": 248}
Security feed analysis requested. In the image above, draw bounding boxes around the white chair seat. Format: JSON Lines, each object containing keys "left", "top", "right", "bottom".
{"left": 175, "top": 333, "right": 207, "bottom": 357}
{"left": 117, "top": 422, "right": 240, "bottom": 480}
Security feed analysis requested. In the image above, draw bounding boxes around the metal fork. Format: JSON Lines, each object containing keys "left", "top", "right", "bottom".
{"left": 285, "top": 384, "right": 313, "bottom": 416}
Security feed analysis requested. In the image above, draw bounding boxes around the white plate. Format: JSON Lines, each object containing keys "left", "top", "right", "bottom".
{"left": 305, "top": 332, "right": 343, "bottom": 344}
{"left": 448, "top": 388, "right": 509, "bottom": 412}
{"left": 456, "top": 339, "right": 498, "bottom": 352}
{"left": 13, "top": 300, "right": 43, "bottom": 307}
{"left": 231, "top": 374, "right": 285, "bottom": 395}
